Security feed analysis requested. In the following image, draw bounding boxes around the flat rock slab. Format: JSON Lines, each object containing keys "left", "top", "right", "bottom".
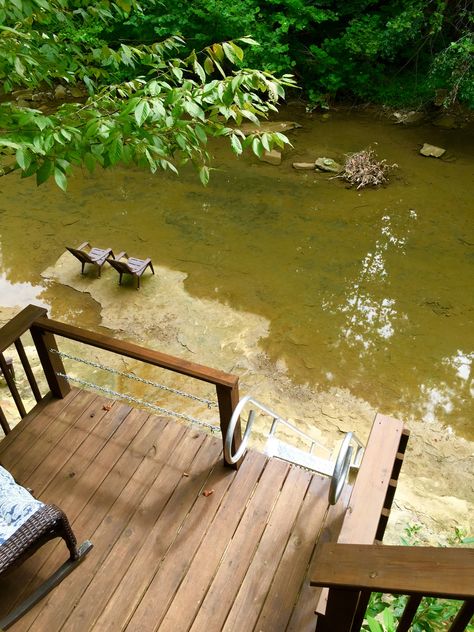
{"left": 293, "top": 162, "right": 315, "bottom": 170}
{"left": 420, "top": 143, "right": 446, "bottom": 158}
{"left": 261, "top": 149, "right": 282, "bottom": 165}
{"left": 315, "top": 157, "right": 343, "bottom": 173}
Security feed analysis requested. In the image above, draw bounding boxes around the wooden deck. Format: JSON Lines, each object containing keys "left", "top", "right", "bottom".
{"left": 0, "top": 387, "right": 347, "bottom": 632}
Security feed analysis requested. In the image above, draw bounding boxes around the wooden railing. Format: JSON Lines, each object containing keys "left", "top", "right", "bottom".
{"left": 311, "top": 543, "right": 474, "bottom": 631}
{"left": 0, "top": 305, "right": 242, "bottom": 467}
{"left": 310, "top": 414, "right": 474, "bottom": 631}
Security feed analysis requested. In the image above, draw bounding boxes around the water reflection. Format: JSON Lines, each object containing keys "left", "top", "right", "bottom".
{"left": 0, "top": 273, "right": 48, "bottom": 309}
{"left": 0, "top": 241, "right": 48, "bottom": 308}
{"left": 324, "top": 212, "right": 414, "bottom": 353}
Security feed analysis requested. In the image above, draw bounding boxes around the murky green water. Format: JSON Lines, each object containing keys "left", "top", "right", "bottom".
{"left": 1, "top": 106, "right": 473, "bottom": 438}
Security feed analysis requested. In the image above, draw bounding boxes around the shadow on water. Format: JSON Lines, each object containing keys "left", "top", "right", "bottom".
{"left": 0, "top": 105, "right": 473, "bottom": 438}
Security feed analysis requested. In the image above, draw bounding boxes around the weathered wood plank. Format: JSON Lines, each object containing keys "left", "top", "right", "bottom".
{"left": 311, "top": 544, "right": 474, "bottom": 599}
{"left": 97, "top": 436, "right": 227, "bottom": 631}
{"left": 286, "top": 483, "right": 351, "bottom": 632}
{"left": 0, "top": 390, "right": 78, "bottom": 456}
{"left": 188, "top": 458, "right": 290, "bottom": 632}
{"left": 222, "top": 465, "right": 312, "bottom": 631}
{"left": 156, "top": 450, "right": 267, "bottom": 632}
{"left": 337, "top": 413, "right": 403, "bottom": 545}
{"left": 0, "top": 305, "right": 46, "bottom": 353}
{"left": 10, "top": 418, "right": 188, "bottom": 631}
{"left": 46, "top": 427, "right": 207, "bottom": 632}
{"left": 254, "top": 475, "right": 331, "bottom": 632}
{"left": 0, "top": 390, "right": 95, "bottom": 479}
{"left": 65, "top": 434, "right": 221, "bottom": 632}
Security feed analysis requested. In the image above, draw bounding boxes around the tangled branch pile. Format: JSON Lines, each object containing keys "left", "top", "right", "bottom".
{"left": 341, "top": 148, "right": 397, "bottom": 189}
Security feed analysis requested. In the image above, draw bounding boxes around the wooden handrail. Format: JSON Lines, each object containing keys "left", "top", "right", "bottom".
{"left": 1, "top": 306, "right": 242, "bottom": 467}
{"left": 0, "top": 305, "right": 47, "bottom": 353}
{"left": 311, "top": 543, "right": 474, "bottom": 600}
{"left": 313, "top": 414, "right": 408, "bottom": 631}
{"left": 32, "top": 316, "right": 239, "bottom": 389}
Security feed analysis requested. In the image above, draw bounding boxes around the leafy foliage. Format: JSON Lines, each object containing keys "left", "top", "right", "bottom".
{"left": 0, "top": 1, "right": 295, "bottom": 189}
{"left": 110, "top": 0, "right": 474, "bottom": 109}
{"left": 363, "top": 524, "right": 474, "bottom": 632}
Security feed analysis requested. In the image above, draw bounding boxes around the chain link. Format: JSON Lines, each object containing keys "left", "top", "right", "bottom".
{"left": 56, "top": 372, "right": 220, "bottom": 433}
{"left": 51, "top": 349, "right": 217, "bottom": 408}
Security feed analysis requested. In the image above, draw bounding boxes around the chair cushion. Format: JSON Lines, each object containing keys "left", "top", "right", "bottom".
{"left": 0, "top": 466, "right": 44, "bottom": 546}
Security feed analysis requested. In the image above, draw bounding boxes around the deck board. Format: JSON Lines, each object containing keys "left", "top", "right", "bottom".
{"left": 0, "top": 388, "right": 350, "bottom": 632}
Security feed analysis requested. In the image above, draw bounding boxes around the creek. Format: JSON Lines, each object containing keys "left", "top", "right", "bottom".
{"left": 1, "top": 105, "right": 473, "bottom": 539}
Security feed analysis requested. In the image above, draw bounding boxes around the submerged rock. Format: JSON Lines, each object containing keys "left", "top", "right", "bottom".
{"left": 315, "top": 157, "right": 343, "bottom": 173}
{"left": 420, "top": 143, "right": 446, "bottom": 158}
{"left": 261, "top": 149, "right": 282, "bottom": 165}
{"left": 292, "top": 162, "right": 315, "bottom": 170}
{"left": 392, "top": 110, "right": 425, "bottom": 125}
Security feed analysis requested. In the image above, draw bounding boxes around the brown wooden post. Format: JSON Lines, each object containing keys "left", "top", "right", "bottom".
{"left": 30, "top": 321, "right": 70, "bottom": 399}
{"left": 315, "top": 588, "right": 360, "bottom": 632}
{"left": 216, "top": 381, "right": 242, "bottom": 469}
{"left": 14, "top": 338, "right": 42, "bottom": 403}
{"left": 450, "top": 600, "right": 474, "bottom": 632}
{"left": 0, "top": 353, "right": 27, "bottom": 418}
{"left": 397, "top": 595, "right": 423, "bottom": 632}
{"left": 0, "top": 404, "right": 10, "bottom": 435}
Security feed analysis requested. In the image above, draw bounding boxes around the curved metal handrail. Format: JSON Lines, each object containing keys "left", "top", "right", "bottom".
{"left": 224, "top": 394, "right": 331, "bottom": 465}
{"left": 225, "top": 395, "right": 365, "bottom": 506}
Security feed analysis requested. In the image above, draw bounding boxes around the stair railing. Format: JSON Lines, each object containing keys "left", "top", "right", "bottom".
{"left": 224, "top": 394, "right": 364, "bottom": 504}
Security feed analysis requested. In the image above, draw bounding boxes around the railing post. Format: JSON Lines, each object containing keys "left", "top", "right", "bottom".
{"left": 216, "top": 381, "right": 242, "bottom": 469}
{"left": 0, "top": 404, "right": 11, "bottom": 435}
{"left": 30, "top": 321, "right": 70, "bottom": 399}
{"left": 315, "top": 588, "right": 360, "bottom": 632}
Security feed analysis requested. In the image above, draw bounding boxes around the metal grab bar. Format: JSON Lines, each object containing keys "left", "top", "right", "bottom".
{"left": 224, "top": 395, "right": 365, "bottom": 505}
{"left": 224, "top": 394, "right": 331, "bottom": 465}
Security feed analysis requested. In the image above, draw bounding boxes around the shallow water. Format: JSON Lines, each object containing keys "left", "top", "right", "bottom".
{"left": 1, "top": 106, "right": 473, "bottom": 438}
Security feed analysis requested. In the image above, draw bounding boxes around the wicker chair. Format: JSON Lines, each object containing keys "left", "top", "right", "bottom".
{"left": 0, "top": 467, "right": 92, "bottom": 629}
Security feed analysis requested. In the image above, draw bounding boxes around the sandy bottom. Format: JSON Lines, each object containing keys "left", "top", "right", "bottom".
{"left": 1, "top": 253, "right": 472, "bottom": 544}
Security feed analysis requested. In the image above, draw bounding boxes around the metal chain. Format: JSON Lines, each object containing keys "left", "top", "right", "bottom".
{"left": 56, "top": 372, "right": 220, "bottom": 433}
{"left": 51, "top": 349, "right": 217, "bottom": 408}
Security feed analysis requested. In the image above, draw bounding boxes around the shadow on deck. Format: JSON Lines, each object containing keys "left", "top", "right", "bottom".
{"left": 0, "top": 388, "right": 343, "bottom": 632}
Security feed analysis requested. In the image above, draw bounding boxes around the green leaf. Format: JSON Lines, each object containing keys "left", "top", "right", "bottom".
{"left": 16, "top": 147, "right": 31, "bottom": 170}
{"left": 36, "top": 159, "right": 52, "bottom": 186}
{"left": 365, "top": 615, "right": 383, "bottom": 632}
{"left": 199, "top": 165, "right": 209, "bottom": 186}
{"left": 0, "top": 139, "right": 21, "bottom": 149}
{"left": 222, "top": 42, "right": 236, "bottom": 63}
{"left": 14, "top": 56, "right": 25, "bottom": 77}
{"left": 230, "top": 42, "right": 244, "bottom": 62}
{"left": 184, "top": 100, "right": 205, "bottom": 120}
{"left": 134, "top": 100, "right": 150, "bottom": 127}
{"left": 194, "top": 124, "right": 207, "bottom": 144}
{"left": 54, "top": 167, "right": 67, "bottom": 191}
{"left": 84, "top": 152, "right": 96, "bottom": 173}
{"left": 193, "top": 60, "right": 205, "bottom": 83}
{"left": 238, "top": 36, "right": 259, "bottom": 46}
{"left": 261, "top": 134, "right": 271, "bottom": 152}
{"left": 108, "top": 137, "right": 123, "bottom": 165}
{"left": 252, "top": 137, "right": 264, "bottom": 159}
{"left": 203, "top": 57, "right": 214, "bottom": 75}
{"left": 230, "top": 133, "right": 242, "bottom": 155}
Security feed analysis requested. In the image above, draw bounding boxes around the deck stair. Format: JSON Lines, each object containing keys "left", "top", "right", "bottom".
{"left": 224, "top": 394, "right": 364, "bottom": 504}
